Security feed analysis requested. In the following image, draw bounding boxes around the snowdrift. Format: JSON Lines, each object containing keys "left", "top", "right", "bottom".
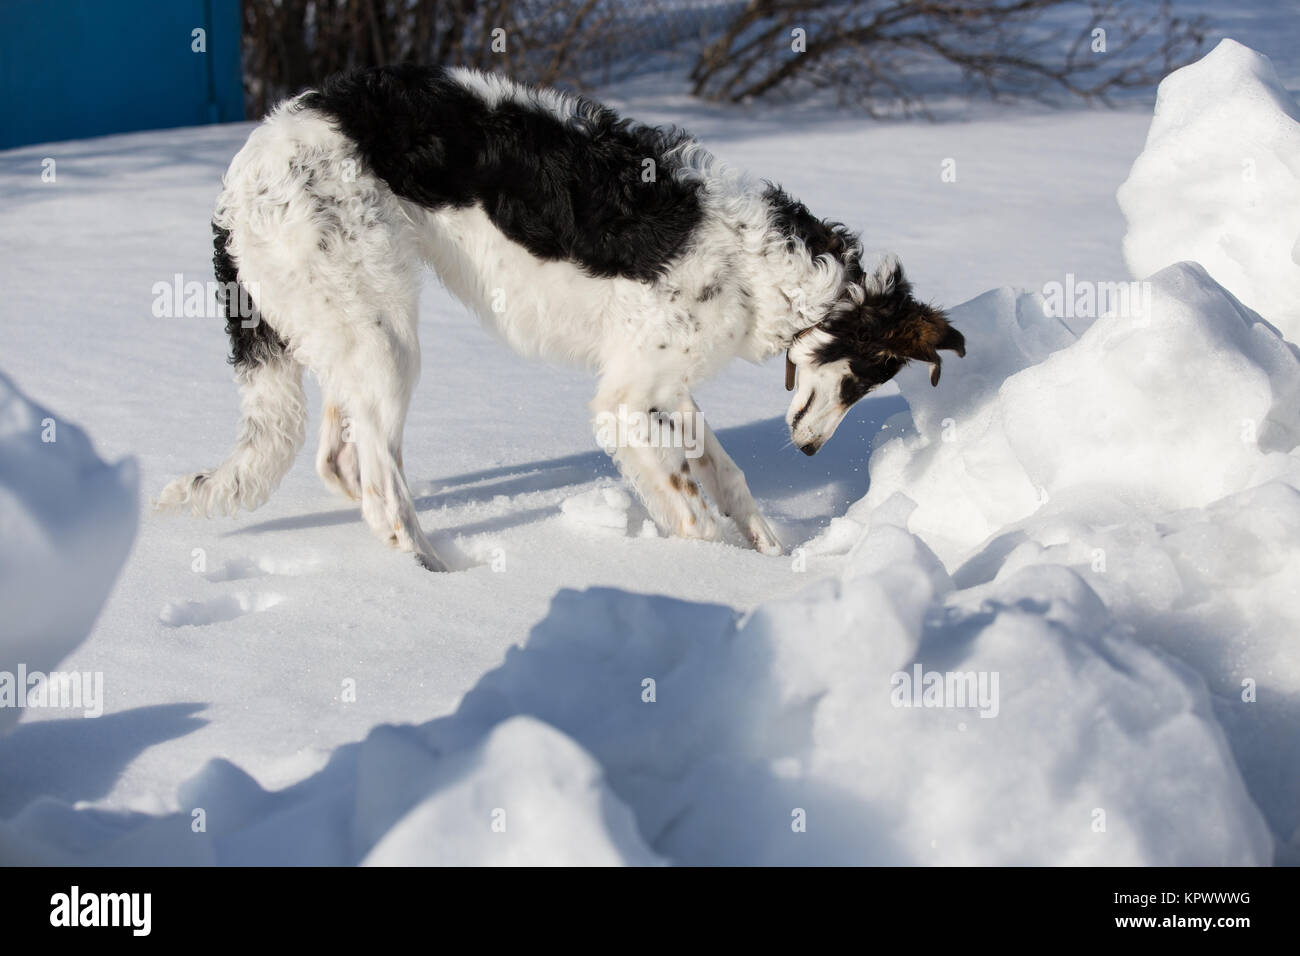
{"left": 0, "top": 517, "right": 1274, "bottom": 864}
{"left": 0, "top": 371, "right": 137, "bottom": 735}
{"left": 1119, "top": 39, "right": 1300, "bottom": 343}
{"left": 810, "top": 258, "right": 1300, "bottom": 859}
{"left": 838, "top": 262, "right": 1300, "bottom": 568}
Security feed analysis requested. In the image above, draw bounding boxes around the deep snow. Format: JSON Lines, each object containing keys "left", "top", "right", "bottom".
{"left": 1120, "top": 39, "right": 1300, "bottom": 342}
{"left": 2, "top": 34, "right": 1299, "bottom": 865}
{"left": 0, "top": 373, "right": 136, "bottom": 735}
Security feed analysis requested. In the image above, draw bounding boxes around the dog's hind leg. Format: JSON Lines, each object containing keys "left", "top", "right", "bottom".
{"left": 683, "top": 399, "right": 783, "bottom": 555}
{"left": 322, "top": 310, "right": 448, "bottom": 572}
{"left": 157, "top": 348, "right": 307, "bottom": 517}
{"left": 156, "top": 225, "right": 307, "bottom": 517}
{"left": 316, "top": 397, "right": 361, "bottom": 501}
{"left": 186, "top": 105, "right": 445, "bottom": 567}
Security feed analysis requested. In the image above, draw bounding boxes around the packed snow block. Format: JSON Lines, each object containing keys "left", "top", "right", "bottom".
{"left": 0, "top": 371, "right": 137, "bottom": 735}
{"left": 1119, "top": 39, "right": 1300, "bottom": 342}
{"left": 853, "top": 262, "right": 1300, "bottom": 567}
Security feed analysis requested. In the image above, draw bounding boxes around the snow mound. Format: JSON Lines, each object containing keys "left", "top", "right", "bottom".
{"left": 361, "top": 717, "right": 662, "bottom": 866}
{"left": 560, "top": 485, "right": 632, "bottom": 533}
{"left": 444, "top": 521, "right": 1270, "bottom": 865}
{"left": 1119, "top": 39, "right": 1300, "bottom": 341}
{"left": 0, "top": 371, "right": 137, "bottom": 734}
{"left": 0, "top": 510, "right": 1271, "bottom": 865}
{"left": 945, "top": 476, "right": 1300, "bottom": 859}
{"left": 804, "top": 260, "right": 1300, "bottom": 860}
{"left": 839, "top": 261, "right": 1300, "bottom": 568}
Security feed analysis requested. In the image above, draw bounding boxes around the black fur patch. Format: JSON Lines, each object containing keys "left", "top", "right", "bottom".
{"left": 763, "top": 184, "right": 864, "bottom": 287}
{"left": 214, "top": 222, "right": 286, "bottom": 370}
{"left": 299, "top": 65, "right": 704, "bottom": 282}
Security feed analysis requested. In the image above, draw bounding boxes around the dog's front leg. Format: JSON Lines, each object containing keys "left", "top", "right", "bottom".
{"left": 685, "top": 402, "right": 784, "bottom": 555}
{"left": 591, "top": 387, "right": 719, "bottom": 543}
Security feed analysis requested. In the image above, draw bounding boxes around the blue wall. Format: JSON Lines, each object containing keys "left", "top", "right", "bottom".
{"left": 0, "top": 0, "right": 243, "bottom": 149}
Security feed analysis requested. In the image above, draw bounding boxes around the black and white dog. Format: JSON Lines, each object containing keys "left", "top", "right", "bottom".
{"left": 158, "top": 66, "right": 965, "bottom": 571}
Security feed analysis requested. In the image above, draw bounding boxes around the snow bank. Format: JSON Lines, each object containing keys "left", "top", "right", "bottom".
{"left": 803, "top": 259, "right": 1300, "bottom": 859}
{"left": 0, "top": 371, "right": 137, "bottom": 735}
{"left": 449, "top": 522, "right": 1270, "bottom": 864}
{"left": 951, "top": 476, "right": 1300, "bottom": 858}
{"left": 1119, "top": 39, "right": 1300, "bottom": 342}
{"left": 0, "top": 506, "right": 1272, "bottom": 865}
{"left": 836, "top": 261, "right": 1300, "bottom": 569}
{"left": 790, "top": 252, "right": 1300, "bottom": 861}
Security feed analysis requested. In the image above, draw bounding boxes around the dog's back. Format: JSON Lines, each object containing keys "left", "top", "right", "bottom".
{"left": 301, "top": 65, "right": 706, "bottom": 282}
{"left": 156, "top": 67, "right": 735, "bottom": 570}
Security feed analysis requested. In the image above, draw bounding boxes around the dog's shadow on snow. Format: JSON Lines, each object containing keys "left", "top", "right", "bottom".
{"left": 227, "top": 394, "right": 908, "bottom": 546}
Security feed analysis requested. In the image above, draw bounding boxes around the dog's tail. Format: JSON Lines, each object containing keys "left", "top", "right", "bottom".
{"left": 156, "top": 224, "right": 306, "bottom": 517}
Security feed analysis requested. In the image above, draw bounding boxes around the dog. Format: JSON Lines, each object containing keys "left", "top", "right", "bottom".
{"left": 157, "top": 65, "right": 965, "bottom": 571}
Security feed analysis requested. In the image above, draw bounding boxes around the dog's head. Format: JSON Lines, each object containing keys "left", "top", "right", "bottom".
{"left": 786, "top": 255, "right": 965, "bottom": 455}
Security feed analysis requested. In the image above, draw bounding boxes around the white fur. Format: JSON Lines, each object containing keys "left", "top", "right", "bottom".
{"left": 154, "top": 353, "right": 306, "bottom": 516}
{"left": 158, "top": 74, "right": 866, "bottom": 566}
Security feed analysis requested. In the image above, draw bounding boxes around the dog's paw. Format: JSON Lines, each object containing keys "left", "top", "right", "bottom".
{"left": 154, "top": 471, "right": 212, "bottom": 516}
{"left": 741, "top": 512, "right": 783, "bottom": 556}
{"left": 415, "top": 551, "right": 449, "bottom": 573}
{"left": 675, "top": 500, "right": 720, "bottom": 542}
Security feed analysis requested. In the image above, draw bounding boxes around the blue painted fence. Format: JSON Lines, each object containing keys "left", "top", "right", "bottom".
{"left": 0, "top": 0, "right": 243, "bottom": 149}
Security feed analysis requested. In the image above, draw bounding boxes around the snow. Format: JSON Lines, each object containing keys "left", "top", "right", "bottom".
{"left": 0, "top": 372, "right": 136, "bottom": 735}
{"left": 560, "top": 484, "right": 635, "bottom": 534}
{"left": 2, "top": 28, "right": 1299, "bottom": 865}
{"left": 359, "top": 717, "right": 664, "bottom": 867}
{"left": 842, "top": 261, "right": 1300, "bottom": 567}
{"left": 814, "top": 267, "right": 1300, "bottom": 862}
{"left": 0, "top": 516, "right": 1272, "bottom": 865}
{"left": 1120, "top": 40, "right": 1300, "bottom": 342}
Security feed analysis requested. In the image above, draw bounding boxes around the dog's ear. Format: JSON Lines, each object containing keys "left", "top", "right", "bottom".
{"left": 859, "top": 257, "right": 966, "bottom": 385}
{"left": 923, "top": 322, "right": 966, "bottom": 385}
{"left": 875, "top": 295, "right": 966, "bottom": 386}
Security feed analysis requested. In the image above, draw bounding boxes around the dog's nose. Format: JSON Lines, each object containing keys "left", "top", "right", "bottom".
{"left": 799, "top": 441, "right": 819, "bottom": 456}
